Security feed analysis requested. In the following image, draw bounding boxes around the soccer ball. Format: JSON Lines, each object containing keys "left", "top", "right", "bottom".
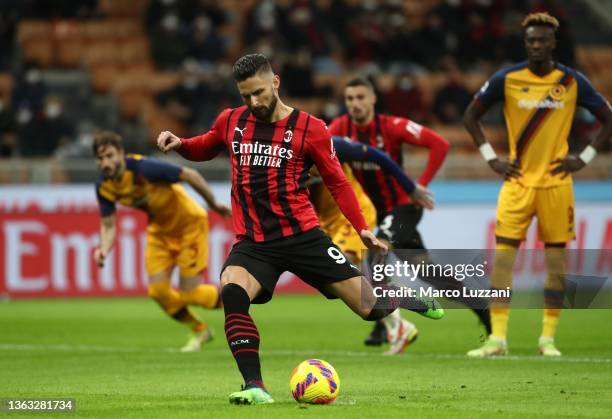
{"left": 289, "top": 359, "right": 340, "bottom": 404}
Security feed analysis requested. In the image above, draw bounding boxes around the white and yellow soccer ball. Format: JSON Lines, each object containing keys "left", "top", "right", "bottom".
{"left": 289, "top": 359, "right": 340, "bottom": 404}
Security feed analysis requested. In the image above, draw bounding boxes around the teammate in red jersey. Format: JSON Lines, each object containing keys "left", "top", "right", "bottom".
{"left": 157, "top": 54, "right": 444, "bottom": 405}
{"left": 330, "top": 77, "right": 491, "bottom": 345}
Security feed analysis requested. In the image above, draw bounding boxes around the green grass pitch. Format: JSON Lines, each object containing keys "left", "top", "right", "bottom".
{"left": 1, "top": 295, "right": 611, "bottom": 418}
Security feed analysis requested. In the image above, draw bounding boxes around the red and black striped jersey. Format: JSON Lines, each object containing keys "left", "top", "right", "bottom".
{"left": 177, "top": 106, "right": 368, "bottom": 242}
{"left": 329, "top": 113, "right": 449, "bottom": 219}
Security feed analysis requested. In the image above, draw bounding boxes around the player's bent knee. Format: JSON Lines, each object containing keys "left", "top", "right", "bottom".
{"left": 147, "top": 281, "right": 181, "bottom": 314}
{"left": 220, "top": 266, "right": 262, "bottom": 300}
{"left": 177, "top": 275, "right": 201, "bottom": 292}
{"left": 148, "top": 281, "right": 170, "bottom": 300}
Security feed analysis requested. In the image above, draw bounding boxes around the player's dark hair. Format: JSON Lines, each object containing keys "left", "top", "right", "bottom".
{"left": 345, "top": 77, "right": 374, "bottom": 91}
{"left": 93, "top": 131, "right": 123, "bottom": 155}
{"left": 232, "top": 53, "right": 272, "bottom": 81}
{"left": 522, "top": 12, "right": 559, "bottom": 31}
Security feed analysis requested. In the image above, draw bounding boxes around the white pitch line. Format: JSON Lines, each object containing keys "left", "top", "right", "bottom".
{"left": 0, "top": 343, "right": 179, "bottom": 353}
{"left": 0, "top": 343, "right": 611, "bottom": 364}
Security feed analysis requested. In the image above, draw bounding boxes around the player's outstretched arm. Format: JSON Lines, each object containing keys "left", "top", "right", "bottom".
{"left": 309, "top": 131, "right": 386, "bottom": 254}
{"left": 464, "top": 99, "right": 520, "bottom": 180}
{"left": 157, "top": 110, "right": 229, "bottom": 161}
{"left": 550, "top": 103, "right": 612, "bottom": 178}
{"left": 332, "top": 136, "right": 434, "bottom": 209}
{"left": 94, "top": 214, "right": 116, "bottom": 268}
{"left": 180, "top": 167, "right": 232, "bottom": 218}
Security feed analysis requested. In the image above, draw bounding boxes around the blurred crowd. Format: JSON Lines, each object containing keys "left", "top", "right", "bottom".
{"left": 0, "top": 0, "right": 601, "bottom": 159}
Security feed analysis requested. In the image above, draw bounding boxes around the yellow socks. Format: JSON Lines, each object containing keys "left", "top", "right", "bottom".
{"left": 148, "top": 280, "right": 184, "bottom": 315}
{"left": 148, "top": 280, "right": 205, "bottom": 331}
{"left": 542, "top": 308, "right": 561, "bottom": 337}
{"left": 179, "top": 284, "right": 220, "bottom": 309}
{"left": 542, "top": 246, "right": 566, "bottom": 338}
{"left": 490, "top": 308, "right": 510, "bottom": 339}
{"left": 490, "top": 242, "right": 518, "bottom": 339}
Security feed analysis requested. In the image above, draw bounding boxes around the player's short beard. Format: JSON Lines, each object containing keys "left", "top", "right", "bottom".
{"left": 351, "top": 108, "right": 370, "bottom": 125}
{"left": 251, "top": 95, "right": 277, "bottom": 122}
{"left": 105, "top": 161, "right": 124, "bottom": 180}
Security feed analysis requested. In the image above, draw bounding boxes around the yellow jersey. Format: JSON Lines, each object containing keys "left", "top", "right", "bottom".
{"left": 310, "top": 163, "right": 376, "bottom": 231}
{"left": 476, "top": 62, "right": 608, "bottom": 187}
{"left": 95, "top": 154, "right": 206, "bottom": 235}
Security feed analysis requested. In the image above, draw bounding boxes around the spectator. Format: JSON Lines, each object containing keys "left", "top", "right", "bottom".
{"left": 415, "top": 12, "right": 454, "bottom": 70}
{"left": 17, "top": 95, "right": 73, "bottom": 156}
{"left": 281, "top": 48, "right": 317, "bottom": 98}
{"left": 156, "top": 60, "right": 210, "bottom": 134}
{"left": 0, "top": 4, "right": 19, "bottom": 71}
{"left": 12, "top": 67, "right": 46, "bottom": 115}
{"left": 191, "top": 0, "right": 227, "bottom": 28}
{"left": 189, "top": 15, "right": 226, "bottom": 65}
{"left": 146, "top": 0, "right": 184, "bottom": 33}
{"left": 0, "top": 97, "right": 17, "bottom": 156}
{"left": 433, "top": 71, "right": 472, "bottom": 124}
{"left": 379, "top": 73, "right": 429, "bottom": 122}
{"left": 150, "top": 13, "right": 190, "bottom": 70}
{"left": 243, "top": 0, "right": 278, "bottom": 47}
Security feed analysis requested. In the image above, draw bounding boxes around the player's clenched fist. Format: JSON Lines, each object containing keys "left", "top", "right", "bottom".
{"left": 93, "top": 248, "right": 106, "bottom": 268}
{"left": 157, "top": 131, "right": 182, "bottom": 153}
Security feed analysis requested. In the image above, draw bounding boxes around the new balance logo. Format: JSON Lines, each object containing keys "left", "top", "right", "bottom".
{"left": 234, "top": 127, "right": 246, "bottom": 137}
{"left": 230, "top": 339, "right": 250, "bottom": 346}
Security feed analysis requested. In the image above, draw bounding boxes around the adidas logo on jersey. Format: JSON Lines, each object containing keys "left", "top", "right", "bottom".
{"left": 518, "top": 99, "right": 565, "bottom": 109}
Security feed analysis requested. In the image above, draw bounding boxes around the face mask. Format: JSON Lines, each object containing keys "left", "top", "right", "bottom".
{"left": 259, "top": 43, "right": 273, "bottom": 58}
{"left": 195, "top": 16, "right": 211, "bottom": 33}
{"left": 17, "top": 107, "right": 32, "bottom": 124}
{"left": 46, "top": 103, "right": 62, "bottom": 119}
{"left": 399, "top": 78, "right": 414, "bottom": 90}
{"left": 162, "top": 14, "right": 179, "bottom": 31}
{"left": 323, "top": 102, "right": 340, "bottom": 120}
{"left": 26, "top": 69, "right": 41, "bottom": 84}
{"left": 183, "top": 77, "right": 199, "bottom": 89}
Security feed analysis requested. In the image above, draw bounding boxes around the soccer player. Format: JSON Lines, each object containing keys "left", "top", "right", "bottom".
{"left": 330, "top": 77, "right": 492, "bottom": 346}
{"left": 310, "top": 136, "right": 434, "bottom": 355}
{"left": 157, "top": 54, "right": 444, "bottom": 405}
{"left": 463, "top": 12, "right": 612, "bottom": 357}
{"left": 92, "top": 131, "right": 232, "bottom": 352}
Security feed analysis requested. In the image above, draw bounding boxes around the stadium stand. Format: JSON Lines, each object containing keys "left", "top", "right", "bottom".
{"left": 0, "top": 0, "right": 610, "bottom": 182}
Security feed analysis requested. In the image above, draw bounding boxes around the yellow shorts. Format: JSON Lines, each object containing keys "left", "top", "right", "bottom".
{"left": 323, "top": 206, "right": 377, "bottom": 264}
{"left": 495, "top": 182, "right": 574, "bottom": 243}
{"left": 145, "top": 214, "right": 209, "bottom": 278}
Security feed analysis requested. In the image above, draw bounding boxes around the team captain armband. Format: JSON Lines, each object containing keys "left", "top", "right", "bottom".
{"left": 579, "top": 145, "right": 597, "bottom": 165}
{"left": 479, "top": 142, "right": 497, "bottom": 162}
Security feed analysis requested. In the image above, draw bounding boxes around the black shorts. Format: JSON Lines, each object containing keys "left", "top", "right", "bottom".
{"left": 376, "top": 204, "right": 426, "bottom": 249}
{"left": 222, "top": 227, "right": 362, "bottom": 304}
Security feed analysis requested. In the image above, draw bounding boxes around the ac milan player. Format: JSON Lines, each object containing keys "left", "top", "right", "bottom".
{"left": 157, "top": 54, "right": 444, "bottom": 405}
{"left": 329, "top": 77, "right": 492, "bottom": 346}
